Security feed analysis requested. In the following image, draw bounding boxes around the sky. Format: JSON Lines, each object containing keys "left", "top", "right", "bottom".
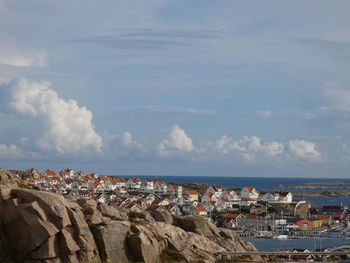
{"left": 0, "top": 0, "right": 350, "bottom": 177}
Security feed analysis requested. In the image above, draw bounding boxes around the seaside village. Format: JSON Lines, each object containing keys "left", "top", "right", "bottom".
{"left": 15, "top": 168, "right": 350, "bottom": 240}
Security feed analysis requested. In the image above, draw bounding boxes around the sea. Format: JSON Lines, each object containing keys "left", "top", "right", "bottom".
{"left": 114, "top": 175, "right": 350, "bottom": 251}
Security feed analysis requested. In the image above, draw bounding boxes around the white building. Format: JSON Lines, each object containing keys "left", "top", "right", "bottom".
{"left": 154, "top": 180, "right": 168, "bottom": 194}
{"left": 126, "top": 178, "right": 142, "bottom": 189}
{"left": 240, "top": 186, "right": 259, "bottom": 200}
{"left": 261, "top": 192, "right": 293, "bottom": 204}
{"left": 206, "top": 185, "right": 224, "bottom": 197}
{"left": 141, "top": 180, "right": 154, "bottom": 193}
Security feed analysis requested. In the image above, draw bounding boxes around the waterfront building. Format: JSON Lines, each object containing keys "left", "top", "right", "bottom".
{"left": 296, "top": 219, "right": 313, "bottom": 230}
{"left": 260, "top": 192, "right": 293, "bottom": 204}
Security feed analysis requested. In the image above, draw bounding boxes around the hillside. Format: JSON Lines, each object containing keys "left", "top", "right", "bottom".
{"left": 0, "top": 169, "right": 259, "bottom": 263}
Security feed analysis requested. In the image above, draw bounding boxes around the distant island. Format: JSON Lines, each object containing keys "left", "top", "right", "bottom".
{"left": 273, "top": 181, "right": 350, "bottom": 196}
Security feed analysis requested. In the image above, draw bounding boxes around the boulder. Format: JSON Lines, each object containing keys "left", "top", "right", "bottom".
{"left": 0, "top": 168, "right": 20, "bottom": 188}
{"left": 126, "top": 224, "right": 167, "bottom": 263}
{"left": 92, "top": 221, "right": 131, "bottom": 263}
{"left": 97, "top": 202, "right": 128, "bottom": 221}
{"left": 173, "top": 215, "right": 220, "bottom": 238}
{"left": 151, "top": 209, "right": 173, "bottom": 225}
{"left": 0, "top": 187, "right": 100, "bottom": 263}
{"left": 77, "top": 198, "right": 103, "bottom": 226}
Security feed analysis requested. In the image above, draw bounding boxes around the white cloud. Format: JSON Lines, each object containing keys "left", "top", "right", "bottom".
{"left": 214, "top": 135, "right": 320, "bottom": 163}
{"left": 288, "top": 139, "right": 321, "bottom": 162}
{"left": 157, "top": 125, "right": 194, "bottom": 157}
{"left": 256, "top": 110, "right": 273, "bottom": 118}
{"left": 324, "top": 87, "right": 350, "bottom": 106}
{"left": 9, "top": 78, "right": 102, "bottom": 154}
{"left": 0, "top": 144, "right": 25, "bottom": 159}
{"left": 215, "top": 135, "right": 243, "bottom": 154}
{"left": 0, "top": 48, "right": 47, "bottom": 67}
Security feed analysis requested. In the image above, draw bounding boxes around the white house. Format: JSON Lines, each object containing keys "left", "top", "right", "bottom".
{"left": 126, "top": 178, "right": 142, "bottom": 189}
{"left": 240, "top": 198, "right": 257, "bottom": 206}
{"left": 261, "top": 192, "right": 292, "bottom": 204}
{"left": 223, "top": 213, "right": 246, "bottom": 229}
{"left": 222, "top": 190, "right": 241, "bottom": 204}
{"left": 141, "top": 180, "right": 154, "bottom": 193}
{"left": 206, "top": 185, "right": 224, "bottom": 197}
{"left": 169, "top": 185, "right": 183, "bottom": 198}
{"left": 113, "top": 177, "right": 126, "bottom": 188}
{"left": 154, "top": 180, "right": 167, "bottom": 194}
{"left": 201, "top": 192, "right": 218, "bottom": 203}
{"left": 190, "top": 206, "right": 208, "bottom": 216}
{"left": 202, "top": 201, "right": 215, "bottom": 212}
{"left": 240, "top": 186, "right": 259, "bottom": 200}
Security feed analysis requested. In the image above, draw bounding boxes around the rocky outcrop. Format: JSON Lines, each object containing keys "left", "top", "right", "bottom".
{"left": 0, "top": 188, "right": 100, "bottom": 263}
{"left": 0, "top": 169, "right": 259, "bottom": 263}
{"left": 0, "top": 168, "right": 21, "bottom": 189}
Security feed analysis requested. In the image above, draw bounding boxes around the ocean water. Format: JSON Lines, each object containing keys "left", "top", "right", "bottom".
{"left": 116, "top": 175, "right": 350, "bottom": 207}
{"left": 243, "top": 235, "right": 350, "bottom": 251}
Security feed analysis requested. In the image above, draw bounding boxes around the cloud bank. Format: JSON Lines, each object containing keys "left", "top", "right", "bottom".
{"left": 8, "top": 78, "right": 102, "bottom": 154}
{"left": 214, "top": 135, "right": 321, "bottom": 163}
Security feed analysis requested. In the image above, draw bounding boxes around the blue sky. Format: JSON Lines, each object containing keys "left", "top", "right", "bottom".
{"left": 0, "top": 0, "right": 350, "bottom": 177}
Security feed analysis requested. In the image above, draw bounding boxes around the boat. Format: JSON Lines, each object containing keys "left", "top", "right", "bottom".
{"left": 273, "top": 234, "right": 288, "bottom": 240}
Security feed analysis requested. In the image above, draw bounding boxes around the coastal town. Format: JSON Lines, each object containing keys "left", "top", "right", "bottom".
{"left": 14, "top": 168, "right": 350, "bottom": 241}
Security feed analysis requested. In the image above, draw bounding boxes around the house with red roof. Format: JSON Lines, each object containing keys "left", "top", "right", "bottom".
{"left": 190, "top": 206, "right": 208, "bottom": 216}
{"left": 201, "top": 192, "right": 218, "bottom": 203}
{"left": 221, "top": 190, "right": 240, "bottom": 204}
{"left": 154, "top": 179, "right": 168, "bottom": 194}
{"left": 222, "top": 213, "right": 246, "bottom": 229}
{"left": 206, "top": 185, "right": 224, "bottom": 197}
{"left": 60, "top": 168, "right": 75, "bottom": 178}
{"left": 240, "top": 186, "right": 259, "bottom": 200}
{"left": 126, "top": 178, "right": 142, "bottom": 189}
{"left": 27, "top": 168, "right": 40, "bottom": 178}
{"left": 296, "top": 219, "right": 313, "bottom": 230}
{"left": 184, "top": 189, "right": 199, "bottom": 201}
{"left": 43, "top": 169, "right": 57, "bottom": 177}
{"left": 202, "top": 201, "right": 215, "bottom": 212}
{"left": 112, "top": 177, "right": 126, "bottom": 188}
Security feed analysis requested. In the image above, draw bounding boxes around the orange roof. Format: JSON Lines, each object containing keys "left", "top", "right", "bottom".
{"left": 186, "top": 189, "right": 199, "bottom": 195}
{"left": 241, "top": 198, "right": 256, "bottom": 201}
{"left": 204, "top": 192, "right": 213, "bottom": 198}
{"left": 245, "top": 186, "right": 255, "bottom": 192}
{"left": 113, "top": 177, "right": 125, "bottom": 183}
{"left": 195, "top": 206, "right": 207, "bottom": 212}
{"left": 224, "top": 213, "right": 244, "bottom": 219}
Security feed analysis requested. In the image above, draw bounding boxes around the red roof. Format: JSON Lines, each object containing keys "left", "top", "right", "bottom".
{"left": 186, "top": 189, "right": 199, "bottom": 195}
{"left": 244, "top": 186, "right": 255, "bottom": 192}
{"left": 195, "top": 206, "right": 207, "bottom": 212}
{"left": 241, "top": 198, "right": 256, "bottom": 201}
{"left": 223, "top": 213, "right": 244, "bottom": 219}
